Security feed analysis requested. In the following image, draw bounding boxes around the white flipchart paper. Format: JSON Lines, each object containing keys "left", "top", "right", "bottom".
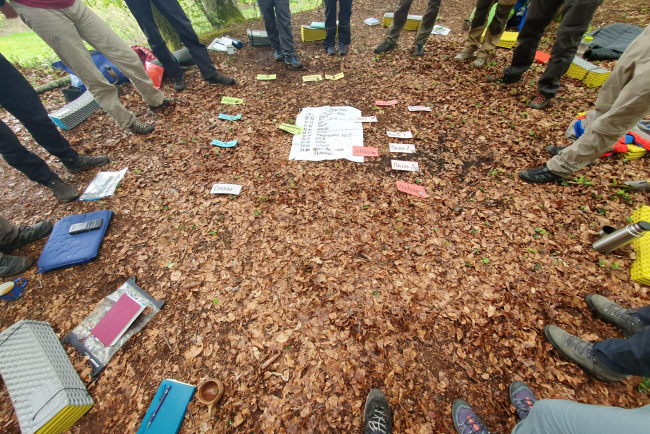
{"left": 289, "top": 106, "right": 364, "bottom": 162}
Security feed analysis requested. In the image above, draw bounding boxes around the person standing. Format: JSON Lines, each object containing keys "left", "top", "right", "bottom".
{"left": 123, "top": 0, "right": 235, "bottom": 91}
{"left": 323, "top": 0, "right": 352, "bottom": 56}
{"left": 5, "top": 0, "right": 171, "bottom": 135}
{"left": 257, "top": 0, "right": 303, "bottom": 68}
{"left": 453, "top": 0, "right": 518, "bottom": 68}
{"left": 487, "top": 0, "right": 604, "bottom": 110}
{"left": 374, "top": 0, "right": 442, "bottom": 57}
{"left": 0, "top": 217, "right": 53, "bottom": 277}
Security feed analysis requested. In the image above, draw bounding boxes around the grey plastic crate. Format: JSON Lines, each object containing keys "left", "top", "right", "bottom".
{"left": 0, "top": 320, "right": 93, "bottom": 434}
{"left": 49, "top": 91, "right": 101, "bottom": 130}
{"left": 248, "top": 29, "right": 271, "bottom": 46}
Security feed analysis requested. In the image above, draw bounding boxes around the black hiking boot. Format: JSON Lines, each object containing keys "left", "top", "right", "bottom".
{"left": 174, "top": 74, "right": 185, "bottom": 91}
{"left": 0, "top": 221, "right": 53, "bottom": 254}
{"left": 0, "top": 255, "right": 34, "bottom": 278}
{"left": 284, "top": 55, "right": 303, "bottom": 69}
{"left": 128, "top": 119, "right": 154, "bottom": 135}
{"left": 206, "top": 74, "right": 236, "bottom": 86}
{"left": 149, "top": 97, "right": 178, "bottom": 110}
{"left": 374, "top": 41, "right": 395, "bottom": 54}
{"left": 487, "top": 72, "right": 521, "bottom": 84}
{"left": 529, "top": 92, "right": 552, "bottom": 110}
{"left": 519, "top": 167, "right": 564, "bottom": 184}
{"left": 414, "top": 44, "right": 425, "bottom": 57}
{"left": 63, "top": 155, "right": 109, "bottom": 173}
{"left": 46, "top": 175, "right": 79, "bottom": 202}
{"left": 274, "top": 50, "right": 284, "bottom": 62}
{"left": 338, "top": 42, "right": 347, "bottom": 55}
{"left": 364, "top": 389, "right": 392, "bottom": 434}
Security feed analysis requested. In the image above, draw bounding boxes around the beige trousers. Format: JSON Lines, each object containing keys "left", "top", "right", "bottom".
{"left": 547, "top": 24, "right": 650, "bottom": 177}
{"left": 463, "top": 0, "right": 517, "bottom": 59}
{"left": 11, "top": 0, "right": 164, "bottom": 129}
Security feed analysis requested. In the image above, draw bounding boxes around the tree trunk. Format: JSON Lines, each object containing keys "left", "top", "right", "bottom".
{"left": 192, "top": 0, "right": 219, "bottom": 28}
{"left": 202, "top": 0, "right": 245, "bottom": 26}
{"left": 152, "top": 4, "right": 182, "bottom": 51}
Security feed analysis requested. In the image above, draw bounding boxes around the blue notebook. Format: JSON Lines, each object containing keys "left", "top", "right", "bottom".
{"left": 137, "top": 379, "right": 196, "bottom": 434}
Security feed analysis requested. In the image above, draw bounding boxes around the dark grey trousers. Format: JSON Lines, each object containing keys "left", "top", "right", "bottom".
{"left": 257, "top": 0, "right": 297, "bottom": 57}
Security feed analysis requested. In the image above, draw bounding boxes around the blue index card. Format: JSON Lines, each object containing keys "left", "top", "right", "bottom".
{"left": 218, "top": 113, "right": 242, "bottom": 121}
{"left": 211, "top": 139, "right": 238, "bottom": 148}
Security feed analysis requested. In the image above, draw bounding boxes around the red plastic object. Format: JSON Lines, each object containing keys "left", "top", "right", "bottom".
{"left": 535, "top": 51, "right": 550, "bottom": 63}
{"left": 145, "top": 61, "right": 164, "bottom": 89}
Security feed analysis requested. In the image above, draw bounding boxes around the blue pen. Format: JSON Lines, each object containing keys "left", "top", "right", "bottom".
{"left": 147, "top": 385, "right": 171, "bottom": 429}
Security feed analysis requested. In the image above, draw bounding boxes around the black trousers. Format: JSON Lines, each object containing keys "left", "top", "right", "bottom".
{"left": 594, "top": 306, "right": 650, "bottom": 377}
{"left": 504, "top": 0, "right": 604, "bottom": 97}
{"left": 124, "top": 0, "right": 217, "bottom": 80}
{"left": 324, "top": 0, "right": 352, "bottom": 48}
{"left": 0, "top": 53, "right": 77, "bottom": 185}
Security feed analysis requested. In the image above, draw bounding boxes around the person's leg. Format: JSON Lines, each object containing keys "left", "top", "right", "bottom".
{"left": 504, "top": 0, "right": 562, "bottom": 78}
{"left": 152, "top": 0, "right": 218, "bottom": 80}
{"left": 323, "top": 0, "right": 337, "bottom": 49}
{"left": 272, "top": 0, "right": 297, "bottom": 57}
{"left": 463, "top": 0, "right": 496, "bottom": 55}
{"left": 385, "top": 0, "right": 415, "bottom": 47}
{"left": 537, "top": 0, "right": 605, "bottom": 98}
{"left": 512, "top": 399, "right": 650, "bottom": 434}
{"left": 257, "top": 0, "right": 282, "bottom": 54}
{"left": 123, "top": 0, "right": 183, "bottom": 79}
{"left": 414, "top": 0, "right": 442, "bottom": 45}
{"left": 337, "top": 0, "right": 352, "bottom": 46}
{"left": 477, "top": 0, "right": 517, "bottom": 58}
{"left": 546, "top": 26, "right": 650, "bottom": 177}
{"left": 592, "top": 326, "right": 650, "bottom": 377}
{"left": 638, "top": 306, "right": 650, "bottom": 325}
{"left": 0, "top": 119, "right": 55, "bottom": 185}
{"left": 0, "top": 217, "right": 19, "bottom": 247}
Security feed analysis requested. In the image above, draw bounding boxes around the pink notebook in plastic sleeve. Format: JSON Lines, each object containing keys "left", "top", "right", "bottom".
{"left": 92, "top": 294, "right": 145, "bottom": 346}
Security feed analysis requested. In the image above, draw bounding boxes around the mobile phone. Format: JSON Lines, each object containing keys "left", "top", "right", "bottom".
{"left": 69, "top": 219, "right": 103, "bottom": 235}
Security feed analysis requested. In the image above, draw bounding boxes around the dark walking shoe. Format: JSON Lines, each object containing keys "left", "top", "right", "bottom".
{"left": 47, "top": 175, "right": 79, "bottom": 203}
{"left": 529, "top": 92, "right": 552, "bottom": 110}
{"left": 128, "top": 119, "right": 154, "bottom": 135}
{"left": 326, "top": 45, "right": 336, "bottom": 56}
{"left": 374, "top": 41, "right": 395, "bottom": 54}
{"left": 338, "top": 41, "right": 347, "bottom": 55}
{"left": 451, "top": 400, "right": 489, "bottom": 434}
{"left": 149, "top": 97, "right": 177, "bottom": 111}
{"left": 206, "top": 74, "right": 236, "bottom": 86}
{"left": 544, "top": 325, "right": 629, "bottom": 382}
{"left": 0, "top": 255, "right": 34, "bottom": 278}
{"left": 0, "top": 221, "right": 53, "bottom": 254}
{"left": 284, "top": 55, "right": 303, "bottom": 69}
{"left": 546, "top": 145, "right": 567, "bottom": 156}
{"left": 519, "top": 167, "right": 564, "bottom": 184}
{"left": 414, "top": 44, "right": 425, "bottom": 57}
{"left": 364, "top": 389, "right": 392, "bottom": 434}
{"left": 487, "top": 73, "right": 520, "bottom": 84}
{"left": 273, "top": 50, "right": 284, "bottom": 62}
{"left": 173, "top": 74, "right": 185, "bottom": 91}
{"left": 586, "top": 294, "right": 646, "bottom": 338}
{"left": 63, "top": 155, "right": 109, "bottom": 173}
{"left": 509, "top": 381, "right": 536, "bottom": 421}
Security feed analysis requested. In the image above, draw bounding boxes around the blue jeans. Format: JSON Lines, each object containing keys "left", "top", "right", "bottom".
{"left": 324, "top": 0, "right": 352, "bottom": 48}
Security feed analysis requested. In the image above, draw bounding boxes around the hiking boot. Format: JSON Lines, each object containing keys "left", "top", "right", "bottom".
{"left": 63, "top": 155, "right": 109, "bottom": 173}
{"left": 546, "top": 145, "right": 566, "bottom": 156}
{"left": 374, "top": 41, "right": 395, "bottom": 54}
{"left": 149, "top": 97, "right": 177, "bottom": 111}
{"left": 586, "top": 294, "right": 646, "bottom": 338}
{"left": 338, "top": 42, "right": 347, "bottom": 55}
{"left": 470, "top": 57, "right": 486, "bottom": 68}
{"left": 487, "top": 72, "right": 520, "bottom": 84}
{"left": 206, "top": 74, "right": 236, "bottom": 86}
{"left": 519, "top": 167, "right": 564, "bottom": 184}
{"left": 451, "top": 400, "right": 489, "bottom": 434}
{"left": 544, "top": 324, "right": 629, "bottom": 382}
{"left": 326, "top": 45, "right": 336, "bottom": 56}
{"left": 128, "top": 119, "right": 154, "bottom": 135}
{"left": 0, "top": 221, "right": 53, "bottom": 254}
{"left": 273, "top": 50, "right": 284, "bottom": 62}
{"left": 529, "top": 92, "right": 552, "bottom": 110}
{"left": 364, "top": 389, "right": 392, "bottom": 434}
{"left": 284, "top": 55, "right": 303, "bottom": 69}
{"left": 46, "top": 175, "right": 79, "bottom": 203}
{"left": 414, "top": 44, "right": 425, "bottom": 57}
{"left": 173, "top": 74, "right": 185, "bottom": 91}
{"left": 0, "top": 255, "right": 34, "bottom": 278}
{"left": 454, "top": 51, "right": 474, "bottom": 62}
{"left": 509, "top": 381, "right": 536, "bottom": 421}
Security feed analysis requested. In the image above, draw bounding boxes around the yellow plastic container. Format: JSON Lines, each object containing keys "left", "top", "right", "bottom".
{"left": 300, "top": 25, "right": 337, "bottom": 42}
{"left": 496, "top": 31, "right": 518, "bottom": 49}
{"left": 583, "top": 68, "right": 611, "bottom": 88}
{"left": 623, "top": 144, "right": 647, "bottom": 160}
{"left": 630, "top": 206, "right": 650, "bottom": 285}
{"left": 382, "top": 13, "right": 422, "bottom": 31}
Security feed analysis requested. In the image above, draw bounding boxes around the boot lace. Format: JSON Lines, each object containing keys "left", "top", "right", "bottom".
{"left": 367, "top": 406, "right": 390, "bottom": 433}
{"left": 605, "top": 304, "right": 642, "bottom": 328}
{"left": 531, "top": 92, "right": 547, "bottom": 105}
{"left": 458, "top": 415, "right": 489, "bottom": 434}
{"left": 512, "top": 396, "right": 535, "bottom": 419}
{"left": 565, "top": 335, "right": 594, "bottom": 358}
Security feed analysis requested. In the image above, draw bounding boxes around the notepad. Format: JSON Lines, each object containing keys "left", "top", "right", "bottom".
{"left": 137, "top": 379, "right": 196, "bottom": 434}
{"left": 92, "top": 294, "right": 145, "bottom": 346}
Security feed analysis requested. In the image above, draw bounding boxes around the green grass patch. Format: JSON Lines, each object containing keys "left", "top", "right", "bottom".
{"left": 0, "top": 31, "right": 57, "bottom": 67}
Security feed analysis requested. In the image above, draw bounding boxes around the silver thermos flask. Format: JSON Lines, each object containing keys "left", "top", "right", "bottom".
{"left": 592, "top": 221, "right": 650, "bottom": 253}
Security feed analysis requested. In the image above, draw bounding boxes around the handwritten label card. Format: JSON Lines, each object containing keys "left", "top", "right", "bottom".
{"left": 218, "top": 113, "right": 241, "bottom": 121}
{"left": 279, "top": 123, "right": 304, "bottom": 135}
{"left": 352, "top": 146, "right": 379, "bottom": 157}
{"left": 257, "top": 74, "right": 277, "bottom": 80}
{"left": 397, "top": 181, "right": 426, "bottom": 197}
{"left": 221, "top": 96, "right": 243, "bottom": 105}
{"left": 354, "top": 116, "right": 378, "bottom": 123}
{"left": 389, "top": 143, "right": 416, "bottom": 153}
{"left": 325, "top": 72, "right": 345, "bottom": 80}
{"left": 408, "top": 106, "right": 432, "bottom": 112}
{"left": 211, "top": 139, "right": 238, "bottom": 148}
{"left": 391, "top": 160, "right": 419, "bottom": 172}
{"left": 210, "top": 184, "right": 242, "bottom": 195}
{"left": 387, "top": 131, "right": 413, "bottom": 139}
{"left": 376, "top": 99, "right": 398, "bottom": 106}
{"left": 302, "top": 75, "right": 323, "bottom": 82}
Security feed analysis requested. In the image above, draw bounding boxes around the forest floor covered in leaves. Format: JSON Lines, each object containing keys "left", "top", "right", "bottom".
{"left": 1, "top": 0, "right": 650, "bottom": 433}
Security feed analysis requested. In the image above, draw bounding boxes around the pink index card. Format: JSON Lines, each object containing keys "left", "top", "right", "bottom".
{"left": 353, "top": 146, "right": 379, "bottom": 157}
{"left": 375, "top": 99, "right": 398, "bottom": 106}
{"left": 397, "top": 181, "right": 426, "bottom": 198}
